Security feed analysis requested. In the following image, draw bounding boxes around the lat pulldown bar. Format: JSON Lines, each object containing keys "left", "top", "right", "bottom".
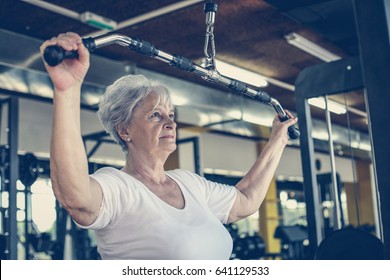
{"left": 43, "top": 33, "right": 300, "bottom": 139}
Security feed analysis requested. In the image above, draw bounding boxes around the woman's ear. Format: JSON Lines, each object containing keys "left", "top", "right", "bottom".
{"left": 116, "top": 124, "right": 131, "bottom": 142}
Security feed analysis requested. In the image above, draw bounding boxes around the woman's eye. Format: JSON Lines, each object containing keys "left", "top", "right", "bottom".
{"left": 169, "top": 114, "right": 175, "bottom": 120}
{"left": 151, "top": 112, "right": 162, "bottom": 119}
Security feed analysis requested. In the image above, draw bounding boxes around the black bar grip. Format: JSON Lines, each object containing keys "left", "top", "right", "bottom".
{"left": 228, "top": 79, "right": 248, "bottom": 94}
{"left": 279, "top": 114, "right": 300, "bottom": 139}
{"left": 43, "top": 38, "right": 96, "bottom": 67}
{"left": 171, "top": 54, "right": 196, "bottom": 72}
{"left": 255, "top": 90, "right": 271, "bottom": 104}
{"left": 128, "top": 38, "right": 159, "bottom": 57}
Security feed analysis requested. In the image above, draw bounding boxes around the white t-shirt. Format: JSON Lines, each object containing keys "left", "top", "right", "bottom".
{"left": 79, "top": 167, "right": 237, "bottom": 260}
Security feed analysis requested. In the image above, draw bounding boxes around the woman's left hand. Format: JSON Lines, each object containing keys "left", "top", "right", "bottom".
{"left": 269, "top": 110, "right": 298, "bottom": 146}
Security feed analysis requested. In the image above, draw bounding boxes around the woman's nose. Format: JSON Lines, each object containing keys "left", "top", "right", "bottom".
{"left": 164, "top": 119, "right": 177, "bottom": 130}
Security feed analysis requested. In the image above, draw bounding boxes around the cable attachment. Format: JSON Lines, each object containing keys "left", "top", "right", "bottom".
{"left": 201, "top": 0, "right": 218, "bottom": 70}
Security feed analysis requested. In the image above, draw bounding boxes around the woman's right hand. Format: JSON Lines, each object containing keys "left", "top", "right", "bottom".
{"left": 40, "top": 32, "right": 90, "bottom": 92}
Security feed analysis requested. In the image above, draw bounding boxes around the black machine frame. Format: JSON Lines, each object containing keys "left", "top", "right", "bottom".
{"left": 295, "top": 0, "right": 390, "bottom": 259}
{"left": 0, "top": 97, "right": 19, "bottom": 260}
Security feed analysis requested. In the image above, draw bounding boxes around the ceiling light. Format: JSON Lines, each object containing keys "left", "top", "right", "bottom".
{"left": 80, "top": 11, "right": 117, "bottom": 30}
{"left": 308, "top": 97, "right": 347, "bottom": 114}
{"left": 285, "top": 32, "right": 341, "bottom": 62}
{"left": 215, "top": 59, "right": 269, "bottom": 88}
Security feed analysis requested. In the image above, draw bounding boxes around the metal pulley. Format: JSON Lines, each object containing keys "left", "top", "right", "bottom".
{"left": 202, "top": 0, "right": 218, "bottom": 70}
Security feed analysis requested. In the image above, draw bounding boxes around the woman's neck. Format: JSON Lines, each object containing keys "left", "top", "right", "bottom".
{"left": 123, "top": 153, "right": 167, "bottom": 184}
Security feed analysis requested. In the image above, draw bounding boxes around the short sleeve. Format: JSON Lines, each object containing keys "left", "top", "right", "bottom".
{"left": 200, "top": 176, "right": 237, "bottom": 223}
{"left": 76, "top": 167, "right": 126, "bottom": 230}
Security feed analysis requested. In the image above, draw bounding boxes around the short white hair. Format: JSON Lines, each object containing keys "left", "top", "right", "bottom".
{"left": 97, "top": 74, "right": 173, "bottom": 152}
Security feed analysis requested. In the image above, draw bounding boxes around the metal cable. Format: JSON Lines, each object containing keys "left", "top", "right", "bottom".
{"left": 343, "top": 93, "right": 361, "bottom": 226}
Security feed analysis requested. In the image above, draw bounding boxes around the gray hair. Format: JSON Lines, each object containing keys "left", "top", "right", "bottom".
{"left": 97, "top": 74, "right": 173, "bottom": 152}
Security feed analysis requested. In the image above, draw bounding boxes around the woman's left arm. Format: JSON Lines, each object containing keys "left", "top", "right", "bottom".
{"left": 227, "top": 111, "right": 298, "bottom": 223}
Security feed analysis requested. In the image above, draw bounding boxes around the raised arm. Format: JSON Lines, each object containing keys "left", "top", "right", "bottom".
{"left": 227, "top": 111, "right": 298, "bottom": 223}
{"left": 40, "top": 32, "right": 102, "bottom": 226}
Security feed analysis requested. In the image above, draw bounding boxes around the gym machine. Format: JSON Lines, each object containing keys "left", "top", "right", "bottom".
{"left": 295, "top": 0, "right": 390, "bottom": 258}
{"left": 42, "top": 1, "right": 300, "bottom": 141}
{"left": 0, "top": 97, "right": 19, "bottom": 260}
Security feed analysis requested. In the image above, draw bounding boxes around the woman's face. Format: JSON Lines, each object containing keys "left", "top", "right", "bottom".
{"left": 128, "top": 92, "right": 177, "bottom": 156}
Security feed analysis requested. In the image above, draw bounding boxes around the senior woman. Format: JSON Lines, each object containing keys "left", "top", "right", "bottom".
{"left": 40, "top": 32, "right": 297, "bottom": 260}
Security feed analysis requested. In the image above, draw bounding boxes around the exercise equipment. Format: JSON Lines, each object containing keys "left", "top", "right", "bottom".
{"left": 19, "top": 153, "right": 39, "bottom": 187}
{"left": 274, "top": 225, "right": 309, "bottom": 260}
{"left": 296, "top": 57, "right": 369, "bottom": 258}
{"left": 317, "top": 172, "right": 346, "bottom": 237}
{"left": 314, "top": 228, "right": 384, "bottom": 260}
{"left": 0, "top": 147, "right": 100, "bottom": 260}
{"left": 43, "top": 1, "right": 299, "bottom": 140}
{"left": 225, "top": 224, "right": 266, "bottom": 260}
{"left": 0, "top": 97, "right": 19, "bottom": 260}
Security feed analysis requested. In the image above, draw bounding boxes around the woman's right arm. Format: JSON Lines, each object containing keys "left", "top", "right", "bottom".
{"left": 40, "top": 32, "right": 102, "bottom": 226}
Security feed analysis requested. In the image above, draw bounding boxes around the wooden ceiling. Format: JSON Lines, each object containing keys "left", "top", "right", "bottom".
{"left": 0, "top": 0, "right": 367, "bottom": 132}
